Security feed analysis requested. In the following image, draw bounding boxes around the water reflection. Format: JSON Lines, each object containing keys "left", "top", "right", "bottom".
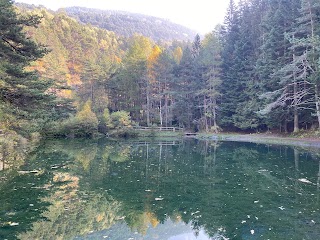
{"left": 0, "top": 139, "right": 320, "bottom": 239}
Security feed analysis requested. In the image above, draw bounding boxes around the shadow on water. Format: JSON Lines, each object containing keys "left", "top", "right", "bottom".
{"left": 1, "top": 138, "right": 320, "bottom": 239}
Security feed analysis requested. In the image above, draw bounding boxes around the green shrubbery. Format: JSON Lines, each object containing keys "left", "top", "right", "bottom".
{"left": 103, "top": 109, "right": 135, "bottom": 137}
{"left": 47, "top": 103, "right": 135, "bottom": 138}
{"left": 48, "top": 100, "right": 98, "bottom": 138}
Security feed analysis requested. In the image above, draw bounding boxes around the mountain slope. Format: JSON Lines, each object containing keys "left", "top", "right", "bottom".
{"left": 64, "top": 7, "right": 197, "bottom": 42}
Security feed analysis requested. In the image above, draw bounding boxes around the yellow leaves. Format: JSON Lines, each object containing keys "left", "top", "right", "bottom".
{"left": 99, "top": 39, "right": 109, "bottom": 51}
{"left": 128, "top": 35, "right": 153, "bottom": 60}
{"left": 59, "top": 89, "right": 73, "bottom": 99}
{"left": 65, "top": 73, "right": 82, "bottom": 86}
{"left": 173, "top": 46, "right": 183, "bottom": 64}
{"left": 148, "top": 45, "right": 162, "bottom": 64}
{"left": 60, "top": 19, "right": 70, "bottom": 30}
{"left": 147, "top": 45, "right": 162, "bottom": 82}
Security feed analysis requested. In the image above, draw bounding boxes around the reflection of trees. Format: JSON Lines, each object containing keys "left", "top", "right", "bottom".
{"left": 87, "top": 140, "right": 320, "bottom": 239}
{"left": 0, "top": 164, "right": 51, "bottom": 239}
{"left": 2, "top": 138, "right": 320, "bottom": 239}
{"left": 18, "top": 172, "right": 121, "bottom": 240}
{"left": 0, "top": 135, "right": 33, "bottom": 172}
{"left": 89, "top": 140, "right": 225, "bottom": 236}
{"left": 204, "top": 143, "right": 320, "bottom": 239}
{"left": 0, "top": 139, "right": 123, "bottom": 240}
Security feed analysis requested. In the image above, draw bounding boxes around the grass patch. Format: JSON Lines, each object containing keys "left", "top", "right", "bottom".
{"left": 133, "top": 130, "right": 184, "bottom": 138}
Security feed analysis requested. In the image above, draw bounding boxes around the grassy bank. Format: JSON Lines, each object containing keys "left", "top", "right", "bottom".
{"left": 195, "top": 132, "right": 320, "bottom": 149}
{"left": 133, "top": 129, "right": 184, "bottom": 138}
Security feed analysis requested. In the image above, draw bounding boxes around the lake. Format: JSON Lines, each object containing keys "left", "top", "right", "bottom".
{"left": 0, "top": 138, "right": 320, "bottom": 239}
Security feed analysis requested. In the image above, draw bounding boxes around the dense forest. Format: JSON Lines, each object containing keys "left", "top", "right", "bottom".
{"left": 64, "top": 7, "right": 197, "bottom": 42}
{"left": 15, "top": 3, "right": 196, "bottom": 42}
{"left": 1, "top": 0, "right": 320, "bottom": 140}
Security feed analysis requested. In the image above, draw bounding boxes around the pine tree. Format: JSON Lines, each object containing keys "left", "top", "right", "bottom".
{"left": 0, "top": 0, "right": 72, "bottom": 135}
{"left": 293, "top": 0, "right": 320, "bottom": 129}
{"left": 198, "top": 29, "right": 223, "bottom": 132}
{"left": 220, "top": 0, "right": 253, "bottom": 130}
{"left": 172, "top": 46, "right": 202, "bottom": 129}
{"left": 257, "top": 0, "right": 302, "bottom": 132}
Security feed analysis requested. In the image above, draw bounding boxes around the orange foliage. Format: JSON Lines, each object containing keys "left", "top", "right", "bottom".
{"left": 147, "top": 45, "right": 162, "bottom": 83}
{"left": 96, "top": 213, "right": 105, "bottom": 222}
{"left": 113, "top": 55, "right": 122, "bottom": 64}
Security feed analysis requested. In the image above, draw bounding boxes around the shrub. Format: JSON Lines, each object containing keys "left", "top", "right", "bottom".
{"left": 48, "top": 100, "right": 99, "bottom": 138}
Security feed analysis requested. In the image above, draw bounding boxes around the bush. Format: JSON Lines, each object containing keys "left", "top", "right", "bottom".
{"left": 47, "top": 100, "right": 99, "bottom": 138}
{"left": 103, "top": 110, "right": 135, "bottom": 137}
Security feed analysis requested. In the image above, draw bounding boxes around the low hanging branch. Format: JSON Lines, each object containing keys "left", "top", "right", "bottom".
{"left": 259, "top": 51, "right": 317, "bottom": 116}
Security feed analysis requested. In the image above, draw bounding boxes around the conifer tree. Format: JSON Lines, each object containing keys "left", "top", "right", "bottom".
{"left": 199, "top": 30, "right": 222, "bottom": 132}
{"left": 0, "top": 0, "right": 72, "bottom": 134}
{"left": 257, "top": 0, "right": 302, "bottom": 132}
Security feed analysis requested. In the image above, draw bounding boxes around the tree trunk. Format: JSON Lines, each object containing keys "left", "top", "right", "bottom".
{"left": 164, "top": 94, "right": 168, "bottom": 127}
{"left": 293, "top": 53, "right": 299, "bottom": 133}
{"left": 314, "top": 85, "right": 320, "bottom": 129}
{"left": 146, "top": 83, "right": 150, "bottom": 126}
{"left": 317, "top": 160, "right": 320, "bottom": 190}
{"left": 212, "top": 98, "right": 218, "bottom": 132}
{"left": 204, "top": 96, "right": 208, "bottom": 132}
{"left": 159, "top": 100, "right": 163, "bottom": 126}
{"left": 284, "top": 119, "right": 288, "bottom": 133}
{"left": 294, "top": 106, "right": 299, "bottom": 133}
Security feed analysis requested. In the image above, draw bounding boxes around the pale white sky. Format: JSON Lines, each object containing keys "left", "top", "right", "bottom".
{"left": 14, "top": 0, "right": 231, "bottom": 34}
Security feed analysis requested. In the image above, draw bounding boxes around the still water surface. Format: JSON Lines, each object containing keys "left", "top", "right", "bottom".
{"left": 1, "top": 139, "right": 320, "bottom": 239}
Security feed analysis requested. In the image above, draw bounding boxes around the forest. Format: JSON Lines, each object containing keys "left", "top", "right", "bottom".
{"left": 1, "top": 0, "right": 320, "bottom": 140}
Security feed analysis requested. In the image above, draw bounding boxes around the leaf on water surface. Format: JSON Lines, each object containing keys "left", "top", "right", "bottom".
{"left": 191, "top": 211, "right": 200, "bottom": 215}
{"left": 298, "top": 178, "right": 313, "bottom": 184}
{"left": 18, "top": 170, "right": 38, "bottom": 174}
{"left": 9, "top": 222, "right": 19, "bottom": 226}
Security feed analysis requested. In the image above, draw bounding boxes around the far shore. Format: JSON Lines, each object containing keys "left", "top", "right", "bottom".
{"left": 195, "top": 132, "right": 320, "bottom": 149}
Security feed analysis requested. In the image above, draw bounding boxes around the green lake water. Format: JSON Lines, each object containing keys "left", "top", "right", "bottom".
{"left": 1, "top": 138, "right": 320, "bottom": 239}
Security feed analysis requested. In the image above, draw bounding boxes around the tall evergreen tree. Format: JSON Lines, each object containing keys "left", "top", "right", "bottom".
{"left": 198, "top": 30, "right": 223, "bottom": 132}
{"left": 257, "top": 0, "right": 302, "bottom": 132}
{"left": 0, "top": 0, "right": 72, "bottom": 135}
{"left": 293, "top": 0, "right": 320, "bottom": 129}
{"left": 173, "top": 46, "right": 202, "bottom": 129}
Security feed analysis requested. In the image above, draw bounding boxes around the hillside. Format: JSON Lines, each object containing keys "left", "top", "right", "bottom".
{"left": 64, "top": 7, "right": 196, "bottom": 42}
{"left": 15, "top": 4, "right": 126, "bottom": 100}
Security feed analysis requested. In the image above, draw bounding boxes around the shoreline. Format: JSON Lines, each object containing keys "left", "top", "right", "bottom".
{"left": 195, "top": 133, "right": 320, "bottom": 149}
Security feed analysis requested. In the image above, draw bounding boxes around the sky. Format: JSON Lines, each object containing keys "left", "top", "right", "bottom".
{"left": 14, "top": 0, "right": 230, "bottom": 34}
